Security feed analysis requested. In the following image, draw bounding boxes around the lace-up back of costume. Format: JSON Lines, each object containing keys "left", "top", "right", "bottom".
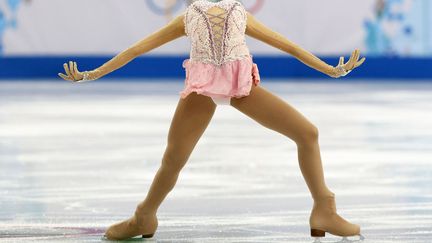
{"left": 184, "top": 0, "right": 251, "bottom": 66}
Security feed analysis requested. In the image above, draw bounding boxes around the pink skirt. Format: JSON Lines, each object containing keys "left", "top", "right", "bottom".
{"left": 179, "top": 55, "right": 261, "bottom": 102}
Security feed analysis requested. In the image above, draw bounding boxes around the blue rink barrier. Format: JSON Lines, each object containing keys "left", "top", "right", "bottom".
{"left": 0, "top": 55, "right": 431, "bottom": 80}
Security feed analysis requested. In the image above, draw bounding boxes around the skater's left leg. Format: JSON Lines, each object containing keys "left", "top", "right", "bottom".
{"left": 230, "top": 84, "right": 361, "bottom": 238}
{"left": 231, "top": 84, "right": 332, "bottom": 199}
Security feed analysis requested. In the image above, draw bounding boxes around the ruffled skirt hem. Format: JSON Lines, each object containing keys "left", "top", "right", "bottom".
{"left": 179, "top": 56, "right": 261, "bottom": 100}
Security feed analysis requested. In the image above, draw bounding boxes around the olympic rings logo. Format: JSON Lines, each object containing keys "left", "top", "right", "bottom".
{"left": 145, "top": 0, "right": 265, "bottom": 16}
{"left": 243, "top": 0, "right": 265, "bottom": 14}
{"left": 145, "top": 0, "right": 183, "bottom": 15}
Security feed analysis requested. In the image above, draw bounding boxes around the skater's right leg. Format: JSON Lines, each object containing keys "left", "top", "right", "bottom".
{"left": 105, "top": 92, "right": 217, "bottom": 240}
{"left": 138, "top": 91, "right": 217, "bottom": 213}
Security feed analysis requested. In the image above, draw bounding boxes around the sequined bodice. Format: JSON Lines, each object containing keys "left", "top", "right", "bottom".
{"left": 184, "top": 0, "right": 251, "bottom": 66}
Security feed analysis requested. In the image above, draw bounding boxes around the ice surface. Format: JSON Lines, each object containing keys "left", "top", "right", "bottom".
{"left": 0, "top": 80, "right": 431, "bottom": 242}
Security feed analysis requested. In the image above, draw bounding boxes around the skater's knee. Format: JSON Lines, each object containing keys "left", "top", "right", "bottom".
{"left": 161, "top": 147, "right": 189, "bottom": 172}
{"left": 295, "top": 124, "right": 319, "bottom": 145}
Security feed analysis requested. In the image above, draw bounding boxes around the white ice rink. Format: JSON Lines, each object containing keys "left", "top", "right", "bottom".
{"left": 0, "top": 80, "right": 431, "bottom": 242}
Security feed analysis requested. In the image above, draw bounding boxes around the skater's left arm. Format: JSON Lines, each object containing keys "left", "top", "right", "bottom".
{"left": 59, "top": 13, "right": 186, "bottom": 82}
{"left": 245, "top": 12, "right": 366, "bottom": 78}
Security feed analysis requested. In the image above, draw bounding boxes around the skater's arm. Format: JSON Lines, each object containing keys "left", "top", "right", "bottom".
{"left": 59, "top": 13, "right": 186, "bottom": 81}
{"left": 245, "top": 12, "right": 365, "bottom": 78}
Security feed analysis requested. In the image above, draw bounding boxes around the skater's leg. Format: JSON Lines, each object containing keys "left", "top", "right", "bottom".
{"left": 231, "top": 84, "right": 332, "bottom": 199}
{"left": 138, "top": 92, "right": 217, "bottom": 214}
{"left": 230, "top": 84, "right": 361, "bottom": 237}
{"left": 105, "top": 92, "right": 217, "bottom": 240}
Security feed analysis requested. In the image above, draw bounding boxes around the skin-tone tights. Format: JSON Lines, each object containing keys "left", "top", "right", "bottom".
{"left": 104, "top": 82, "right": 335, "bottom": 239}
{"left": 58, "top": 5, "right": 364, "bottom": 240}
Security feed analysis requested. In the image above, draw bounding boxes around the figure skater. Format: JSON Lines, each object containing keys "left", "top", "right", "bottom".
{"left": 58, "top": 0, "right": 366, "bottom": 241}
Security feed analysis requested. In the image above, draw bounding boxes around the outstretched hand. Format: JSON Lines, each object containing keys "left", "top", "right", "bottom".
{"left": 339, "top": 49, "right": 366, "bottom": 70}
{"left": 58, "top": 61, "right": 85, "bottom": 82}
{"left": 331, "top": 49, "right": 366, "bottom": 78}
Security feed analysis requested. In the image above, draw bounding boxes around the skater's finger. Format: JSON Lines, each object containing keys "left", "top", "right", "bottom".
{"left": 354, "top": 57, "right": 366, "bottom": 68}
{"left": 73, "top": 62, "right": 82, "bottom": 80}
{"left": 352, "top": 49, "right": 360, "bottom": 69}
{"left": 69, "top": 61, "right": 77, "bottom": 80}
{"left": 58, "top": 73, "right": 63, "bottom": 79}
{"left": 74, "top": 62, "right": 79, "bottom": 73}
{"left": 354, "top": 49, "right": 360, "bottom": 62}
{"left": 347, "top": 50, "right": 357, "bottom": 70}
{"left": 63, "top": 63, "right": 72, "bottom": 78}
{"left": 58, "top": 73, "right": 71, "bottom": 81}
{"left": 72, "top": 62, "right": 78, "bottom": 79}
{"left": 339, "top": 56, "right": 344, "bottom": 66}
{"left": 351, "top": 50, "right": 359, "bottom": 66}
{"left": 72, "top": 61, "right": 76, "bottom": 73}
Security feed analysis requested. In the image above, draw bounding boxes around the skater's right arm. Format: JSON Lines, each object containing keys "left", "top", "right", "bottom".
{"left": 59, "top": 13, "right": 186, "bottom": 82}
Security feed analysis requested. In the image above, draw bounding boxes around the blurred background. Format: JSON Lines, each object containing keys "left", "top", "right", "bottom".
{"left": 1, "top": 0, "right": 431, "bottom": 79}
{"left": 1, "top": 0, "right": 431, "bottom": 242}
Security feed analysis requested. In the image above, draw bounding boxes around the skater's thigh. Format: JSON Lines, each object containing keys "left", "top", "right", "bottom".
{"left": 166, "top": 92, "right": 216, "bottom": 159}
{"left": 230, "top": 85, "right": 318, "bottom": 143}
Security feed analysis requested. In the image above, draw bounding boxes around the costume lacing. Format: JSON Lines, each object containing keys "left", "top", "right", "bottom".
{"left": 184, "top": 0, "right": 251, "bottom": 66}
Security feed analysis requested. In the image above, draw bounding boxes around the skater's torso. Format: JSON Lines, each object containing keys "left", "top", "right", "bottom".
{"left": 184, "top": 0, "right": 251, "bottom": 66}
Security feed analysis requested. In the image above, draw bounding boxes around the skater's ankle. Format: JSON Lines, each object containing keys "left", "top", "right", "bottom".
{"left": 313, "top": 191, "right": 335, "bottom": 201}
{"left": 135, "top": 203, "right": 157, "bottom": 217}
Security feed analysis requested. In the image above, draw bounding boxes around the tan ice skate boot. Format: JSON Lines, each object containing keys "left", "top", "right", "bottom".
{"left": 103, "top": 206, "right": 158, "bottom": 240}
{"left": 309, "top": 192, "right": 365, "bottom": 242}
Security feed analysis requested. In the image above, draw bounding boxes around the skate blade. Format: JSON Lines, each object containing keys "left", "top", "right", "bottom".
{"left": 313, "top": 233, "right": 365, "bottom": 243}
